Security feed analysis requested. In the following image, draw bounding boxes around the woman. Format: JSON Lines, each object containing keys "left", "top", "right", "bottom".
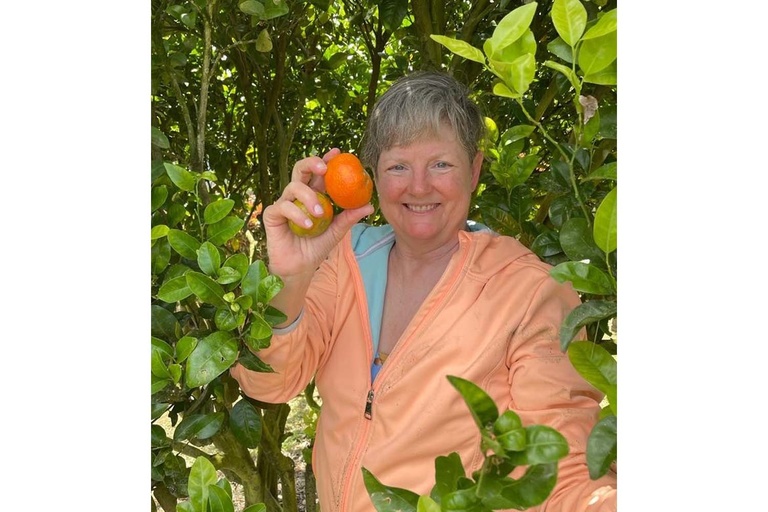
{"left": 231, "top": 71, "right": 617, "bottom": 512}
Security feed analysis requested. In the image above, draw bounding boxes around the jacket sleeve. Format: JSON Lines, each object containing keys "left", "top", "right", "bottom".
{"left": 505, "top": 272, "right": 616, "bottom": 512}
{"left": 230, "top": 246, "right": 342, "bottom": 404}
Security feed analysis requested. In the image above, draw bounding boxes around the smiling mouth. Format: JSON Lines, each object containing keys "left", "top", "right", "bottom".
{"left": 405, "top": 203, "right": 439, "bottom": 213}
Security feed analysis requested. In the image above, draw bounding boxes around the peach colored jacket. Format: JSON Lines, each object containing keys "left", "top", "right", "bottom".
{"left": 231, "top": 225, "right": 617, "bottom": 512}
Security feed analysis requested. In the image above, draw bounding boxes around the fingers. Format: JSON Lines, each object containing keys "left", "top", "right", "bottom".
{"left": 291, "top": 148, "right": 340, "bottom": 190}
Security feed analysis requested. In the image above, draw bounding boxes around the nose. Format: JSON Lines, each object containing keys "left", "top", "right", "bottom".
{"left": 408, "top": 167, "right": 431, "bottom": 195}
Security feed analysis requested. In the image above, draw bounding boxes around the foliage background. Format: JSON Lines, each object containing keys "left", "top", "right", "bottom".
{"left": 6, "top": 2, "right": 768, "bottom": 512}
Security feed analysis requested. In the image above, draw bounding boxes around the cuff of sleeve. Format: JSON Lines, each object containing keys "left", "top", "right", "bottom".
{"left": 271, "top": 308, "right": 304, "bottom": 335}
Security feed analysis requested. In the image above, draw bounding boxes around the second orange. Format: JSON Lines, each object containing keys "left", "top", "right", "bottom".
{"left": 325, "top": 153, "right": 373, "bottom": 209}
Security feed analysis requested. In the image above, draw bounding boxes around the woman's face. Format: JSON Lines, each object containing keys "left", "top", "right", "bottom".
{"left": 375, "top": 123, "right": 483, "bottom": 248}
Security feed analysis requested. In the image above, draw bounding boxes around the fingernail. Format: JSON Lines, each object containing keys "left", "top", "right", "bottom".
{"left": 314, "top": 205, "right": 324, "bottom": 215}
{"left": 304, "top": 219, "right": 313, "bottom": 228}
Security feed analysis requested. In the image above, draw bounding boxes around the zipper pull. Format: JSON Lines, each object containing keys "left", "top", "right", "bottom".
{"left": 364, "top": 389, "right": 374, "bottom": 419}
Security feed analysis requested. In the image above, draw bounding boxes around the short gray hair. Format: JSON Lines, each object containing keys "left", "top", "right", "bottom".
{"left": 359, "top": 71, "right": 485, "bottom": 171}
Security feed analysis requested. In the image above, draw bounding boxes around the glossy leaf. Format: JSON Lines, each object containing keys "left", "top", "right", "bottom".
{"left": 262, "top": 0, "right": 289, "bottom": 19}
{"left": 223, "top": 253, "right": 249, "bottom": 280}
{"left": 416, "top": 495, "right": 440, "bottom": 512}
{"left": 430, "top": 35, "right": 485, "bottom": 64}
{"left": 362, "top": 467, "right": 419, "bottom": 512}
{"left": 197, "top": 241, "right": 222, "bottom": 276}
{"left": 567, "top": 341, "right": 617, "bottom": 408}
{"left": 482, "top": 463, "right": 558, "bottom": 510}
{"left": 151, "top": 185, "right": 168, "bottom": 211}
{"left": 151, "top": 237, "right": 171, "bottom": 274}
{"left": 546, "top": 37, "right": 573, "bottom": 63}
{"left": 216, "top": 266, "right": 241, "bottom": 285}
{"left": 204, "top": 199, "right": 235, "bottom": 225}
{"left": 243, "top": 505, "right": 267, "bottom": 512}
{"left": 263, "top": 305, "right": 288, "bottom": 326}
{"left": 531, "top": 230, "right": 563, "bottom": 259}
{"left": 151, "top": 349, "right": 172, "bottom": 379}
{"left": 152, "top": 126, "right": 170, "bottom": 149}
{"left": 584, "top": 61, "right": 617, "bottom": 85}
{"left": 168, "top": 229, "right": 202, "bottom": 260}
{"left": 151, "top": 424, "right": 170, "bottom": 448}
{"left": 582, "top": 9, "right": 617, "bottom": 40}
{"left": 185, "top": 331, "right": 238, "bottom": 388}
{"left": 174, "top": 412, "right": 225, "bottom": 441}
{"left": 157, "top": 275, "right": 193, "bottom": 303}
{"left": 241, "top": 261, "right": 266, "bottom": 304}
{"left": 175, "top": 336, "right": 197, "bottom": 363}
{"left": 380, "top": 0, "right": 408, "bottom": 32}
{"left": 259, "top": 274, "right": 284, "bottom": 304}
{"left": 490, "top": 2, "right": 538, "bottom": 52}
{"left": 447, "top": 375, "right": 499, "bottom": 429}
{"left": 586, "top": 415, "right": 617, "bottom": 479}
{"left": 207, "top": 216, "right": 244, "bottom": 246}
{"left": 208, "top": 485, "right": 235, "bottom": 512}
{"left": 549, "top": 261, "right": 615, "bottom": 295}
{"left": 248, "top": 313, "right": 272, "bottom": 343}
{"left": 151, "top": 305, "right": 179, "bottom": 342}
{"left": 230, "top": 399, "right": 263, "bottom": 448}
{"left": 215, "top": 307, "right": 245, "bottom": 331}
{"left": 237, "top": 350, "right": 275, "bottom": 373}
{"left": 492, "top": 81, "right": 521, "bottom": 99}
{"left": 507, "top": 425, "right": 569, "bottom": 465}
{"left": 431, "top": 452, "right": 465, "bottom": 504}
{"left": 442, "top": 487, "right": 482, "bottom": 511}
{"left": 578, "top": 30, "right": 616, "bottom": 75}
{"left": 559, "top": 217, "right": 606, "bottom": 266}
{"left": 551, "top": 0, "right": 587, "bottom": 47}
{"left": 239, "top": 0, "right": 264, "bottom": 16}
{"left": 543, "top": 60, "right": 579, "bottom": 89}
{"left": 559, "top": 300, "right": 617, "bottom": 350}
{"left": 186, "top": 271, "right": 228, "bottom": 307}
{"left": 187, "top": 456, "right": 218, "bottom": 510}
{"left": 584, "top": 162, "right": 617, "bottom": 182}
{"left": 593, "top": 187, "right": 617, "bottom": 253}
{"left": 164, "top": 163, "right": 196, "bottom": 192}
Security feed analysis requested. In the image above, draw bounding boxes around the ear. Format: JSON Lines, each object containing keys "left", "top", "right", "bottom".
{"left": 470, "top": 151, "right": 483, "bottom": 189}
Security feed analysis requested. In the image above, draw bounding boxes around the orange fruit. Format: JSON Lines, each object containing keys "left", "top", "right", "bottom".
{"left": 288, "top": 191, "right": 334, "bottom": 237}
{"left": 325, "top": 153, "right": 373, "bottom": 209}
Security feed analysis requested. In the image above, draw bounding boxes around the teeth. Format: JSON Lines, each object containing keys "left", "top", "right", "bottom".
{"left": 406, "top": 204, "right": 437, "bottom": 212}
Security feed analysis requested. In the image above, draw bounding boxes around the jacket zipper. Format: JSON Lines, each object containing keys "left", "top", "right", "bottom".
{"left": 364, "top": 389, "right": 374, "bottom": 419}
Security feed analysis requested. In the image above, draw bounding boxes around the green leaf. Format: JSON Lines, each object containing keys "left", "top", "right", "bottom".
{"left": 430, "top": 452, "right": 465, "bottom": 504}
{"left": 151, "top": 424, "right": 170, "bottom": 448}
{"left": 151, "top": 225, "right": 169, "bottom": 240}
{"left": 543, "top": 60, "right": 579, "bottom": 89}
{"left": 237, "top": 350, "right": 275, "bottom": 373}
{"left": 185, "top": 331, "right": 238, "bottom": 388}
{"left": 586, "top": 415, "right": 617, "bottom": 479}
{"left": 531, "top": 230, "right": 563, "bottom": 259}
{"left": 164, "top": 163, "right": 197, "bottom": 192}
{"left": 492, "top": 81, "right": 521, "bottom": 99}
{"left": 442, "top": 487, "right": 482, "bottom": 511}
{"left": 151, "top": 305, "right": 179, "bottom": 342}
{"left": 551, "top": 0, "right": 587, "bottom": 47}
{"left": 416, "top": 496, "right": 440, "bottom": 512}
{"left": 157, "top": 275, "right": 193, "bottom": 303}
{"left": 197, "top": 241, "right": 222, "bottom": 276}
{"left": 583, "top": 162, "right": 617, "bottom": 182}
{"left": 379, "top": 0, "right": 408, "bottom": 32}
{"left": 186, "top": 271, "right": 228, "bottom": 307}
{"left": 151, "top": 349, "right": 172, "bottom": 379}
{"left": 187, "top": 456, "right": 218, "bottom": 510}
{"left": 177, "top": 502, "right": 194, "bottom": 512}
{"left": 223, "top": 254, "right": 249, "bottom": 280}
{"left": 229, "top": 399, "right": 263, "bottom": 448}
{"left": 152, "top": 185, "right": 168, "bottom": 212}
{"left": 207, "top": 216, "right": 244, "bottom": 246}
{"left": 248, "top": 313, "right": 273, "bottom": 344}
{"left": 568, "top": 341, "right": 617, "bottom": 413}
{"left": 582, "top": 9, "right": 617, "bottom": 40}
{"left": 508, "top": 425, "right": 569, "bottom": 465}
{"left": 500, "top": 124, "right": 535, "bottom": 145}
{"left": 151, "top": 238, "right": 171, "bottom": 274}
{"left": 483, "top": 463, "right": 558, "bottom": 510}
{"left": 168, "top": 229, "right": 202, "bottom": 260}
{"left": 578, "top": 30, "right": 616, "bottom": 75}
{"left": 447, "top": 375, "right": 499, "bottom": 429}
{"left": 362, "top": 467, "right": 419, "bottom": 512}
{"left": 490, "top": 2, "right": 538, "bottom": 52}
{"left": 262, "top": 0, "right": 289, "bottom": 19}
{"left": 214, "top": 307, "right": 241, "bottom": 331}
{"left": 152, "top": 126, "right": 170, "bottom": 149}
{"left": 175, "top": 335, "right": 198, "bottom": 363}
{"left": 174, "top": 412, "right": 225, "bottom": 441}
{"left": 216, "top": 267, "right": 242, "bottom": 285}
{"left": 151, "top": 375, "right": 172, "bottom": 394}
{"left": 259, "top": 274, "right": 284, "bottom": 304}
{"left": 583, "top": 61, "right": 617, "bottom": 85}
{"left": 239, "top": 0, "right": 264, "bottom": 16}
{"left": 204, "top": 199, "right": 235, "bottom": 225}
{"left": 243, "top": 505, "right": 267, "bottom": 512}
{"left": 559, "top": 300, "right": 617, "bottom": 350}
{"left": 430, "top": 35, "right": 485, "bottom": 64}
{"left": 559, "top": 217, "right": 606, "bottom": 266}
{"left": 208, "top": 485, "right": 235, "bottom": 512}
{"left": 546, "top": 37, "right": 573, "bottom": 63}
{"left": 241, "top": 261, "right": 267, "bottom": 304}
{"left": 549, "top": 261, "right": 615, "bottom": 295}
{"left": 593, "top": 187, "right": 617, "bottom": 253}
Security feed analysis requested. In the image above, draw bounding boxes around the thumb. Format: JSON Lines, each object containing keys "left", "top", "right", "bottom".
{"left": 324, "top": 204, "right": 375, "bottom": 242}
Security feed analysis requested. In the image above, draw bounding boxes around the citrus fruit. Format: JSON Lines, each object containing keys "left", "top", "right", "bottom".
{"left": 324, "top": 153, "right": 373, "bottom": 209}
{"left": 288, "top": 191, "right": 334, "bottom": 237}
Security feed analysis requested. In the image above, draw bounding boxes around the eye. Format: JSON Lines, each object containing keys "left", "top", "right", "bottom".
{"left": 387, "top": 164, "right": 406, "bottom": 172}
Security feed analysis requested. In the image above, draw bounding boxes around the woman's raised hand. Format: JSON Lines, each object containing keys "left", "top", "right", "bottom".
{"left": 261, "top": 148, "right": 374, "bottom": 279}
